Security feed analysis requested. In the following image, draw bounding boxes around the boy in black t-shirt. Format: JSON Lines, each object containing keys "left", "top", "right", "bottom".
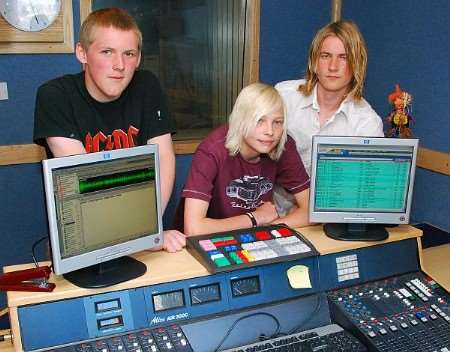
{"left": 34, "top": 7, "right": 185, "bottom": 252}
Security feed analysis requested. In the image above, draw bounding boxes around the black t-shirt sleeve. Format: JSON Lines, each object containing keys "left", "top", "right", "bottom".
{"left": 33, "top": 78, "right": 80, "bottom": 145}
{"left": 137, "top": 70, "right": 176, "bottom": 141}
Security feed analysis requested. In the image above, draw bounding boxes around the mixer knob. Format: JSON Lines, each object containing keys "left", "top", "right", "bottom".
{"left": 415, "top": 312, "right": 424, "bottom": 318}
{"left": 400, "top": 322, "right": 409, "bottom": 329}
{"left": 389, "top": 325, "right": 398, "bottom": 332}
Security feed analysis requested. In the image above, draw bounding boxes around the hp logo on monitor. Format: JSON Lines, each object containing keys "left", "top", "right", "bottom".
{"left": 364, "top": 140, "right": 370, "bottom": 144}
{"left": 103, "top": 153, "right": 111, "bottom": 160}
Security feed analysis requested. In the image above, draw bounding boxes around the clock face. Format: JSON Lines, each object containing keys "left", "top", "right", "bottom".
{"left": 0, "top": 0, "right": 61, "bottom": 32}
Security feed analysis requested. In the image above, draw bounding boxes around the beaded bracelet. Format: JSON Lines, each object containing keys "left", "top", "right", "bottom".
{"left": 245, "top": 212, "right": 257, "bottom": 227}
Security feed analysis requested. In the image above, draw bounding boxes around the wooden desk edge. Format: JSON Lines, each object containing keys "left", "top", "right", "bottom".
{"left": 5, "top": 225, "right": 422, "bottom": 308}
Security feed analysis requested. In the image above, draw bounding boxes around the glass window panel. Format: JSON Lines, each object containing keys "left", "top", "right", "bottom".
{"left": 91, "top": 0, "right": 257, "bottom": 140}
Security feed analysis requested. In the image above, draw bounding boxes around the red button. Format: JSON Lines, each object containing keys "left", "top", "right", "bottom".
{"left": 255, "top": 231, "right": 271, "bottom": 240}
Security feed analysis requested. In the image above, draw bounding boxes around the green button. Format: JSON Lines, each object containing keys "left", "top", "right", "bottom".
{"left": 211, "top": 235, "right": 234, "bottom": 243}
{"left": 214, "top": 257, "right": 231, "bottom": 267}
{"left": 229, "top": 252, "right": 243, "bottom": 264}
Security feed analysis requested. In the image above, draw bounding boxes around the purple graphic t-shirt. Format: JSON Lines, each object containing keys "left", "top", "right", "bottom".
{"left": 182, "top": 125, "right": 309, "bottom": 219}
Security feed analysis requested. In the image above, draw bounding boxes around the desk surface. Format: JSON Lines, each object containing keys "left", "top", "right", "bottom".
{"left": 0, "top": 341, "right": 12, "bottom": 352}
{"left": 299, "top": 224, "right": 422, "bottom": 255}
{"left": 421, "top": 243, "right": 450, "bottom": 291}
{"left": 4, "top": 224, "right": 422, "bottom": 308}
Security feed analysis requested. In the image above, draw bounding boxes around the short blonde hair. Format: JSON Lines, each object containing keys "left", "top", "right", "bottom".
{"left": 225, "top": 83, "right": 287, "bottom": 160}
{"left": 79, "top": 8, "right": 142, "bottom": 51}
{"left": 300, "top": 20, "right": 367, "bottom": 101}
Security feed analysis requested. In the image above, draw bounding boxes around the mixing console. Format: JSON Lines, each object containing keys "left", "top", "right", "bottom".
{"left": 187, "top": 224, "right": 316, "bottom": 273}
{"left": 328, "top": 272, "right": 450, "bottom": 351}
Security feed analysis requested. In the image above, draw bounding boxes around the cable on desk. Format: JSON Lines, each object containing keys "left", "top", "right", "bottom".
{"left": 31, "top": 236, "right": 50, "bottom": 269}
{"left": 213, "top": 311, "right": 281, "bottom": 352}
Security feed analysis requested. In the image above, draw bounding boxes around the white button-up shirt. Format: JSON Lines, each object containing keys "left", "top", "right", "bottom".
{"left": 276, "top": 79, "right": 384, "bottom": 174}
{"left": 273, "top": 79, "right": 384, "bottom": 214}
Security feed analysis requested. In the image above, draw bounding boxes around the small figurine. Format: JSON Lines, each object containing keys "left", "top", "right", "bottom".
{"left": 386, "top": 84, "right": 413, "bottom": 138}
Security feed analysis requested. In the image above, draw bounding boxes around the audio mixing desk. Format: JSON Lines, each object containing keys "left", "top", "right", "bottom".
{"left": 2, "top": 224, "right": 443, "bottom": 352}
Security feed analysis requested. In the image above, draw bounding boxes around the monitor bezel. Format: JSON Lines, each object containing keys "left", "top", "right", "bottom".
{"left": 309, "top": 136, "right": 419, "bottom": 226}
{"left": 42, "top": 145, "right": 163, "bottom": 276}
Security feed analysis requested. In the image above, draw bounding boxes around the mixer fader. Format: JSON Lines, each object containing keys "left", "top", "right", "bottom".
{"left": 328, "top": 272, "right": 450, "bottom": 351}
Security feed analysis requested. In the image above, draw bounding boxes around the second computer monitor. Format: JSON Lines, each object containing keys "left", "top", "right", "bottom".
{"left": 309, "top": 136, "right": 419, "bottom": 241}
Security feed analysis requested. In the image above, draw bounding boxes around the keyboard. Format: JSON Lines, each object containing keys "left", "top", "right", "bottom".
{"left": 221, "top": 324, "right": 367, "bottom": 352}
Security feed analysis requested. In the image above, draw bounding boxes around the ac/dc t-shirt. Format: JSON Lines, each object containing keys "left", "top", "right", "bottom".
{"left": 34, "top": 70, "right": 175, "bottom": 153}
{"left": 181, "top": 125, "right": 310, "bottom": 219}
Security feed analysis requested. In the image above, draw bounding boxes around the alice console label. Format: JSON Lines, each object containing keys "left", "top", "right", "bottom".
{"left": 187, "top": 224, "right": 317, "bottom": 273}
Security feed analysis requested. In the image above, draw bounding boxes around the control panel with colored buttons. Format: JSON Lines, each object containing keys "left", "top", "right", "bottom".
{"left": 186, "top": 224, "right": 317, "bottom": 273}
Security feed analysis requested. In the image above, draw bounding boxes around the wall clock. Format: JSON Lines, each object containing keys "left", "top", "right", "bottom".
{"left": 0, "top": 0, "right": 62, "bottom": 32}
{"left": 0, "top": 0, "right": 73, "bottom": 54}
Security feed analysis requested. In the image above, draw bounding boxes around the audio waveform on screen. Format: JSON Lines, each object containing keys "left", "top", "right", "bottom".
{"left": 79, "top": 168, "right": 155, "bottom": 193}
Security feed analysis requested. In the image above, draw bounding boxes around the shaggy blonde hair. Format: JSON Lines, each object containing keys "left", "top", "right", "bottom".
{"left": 79, "top": 8, "right": 143, "bottom": 51}
{"left": 225, "top": 83, "right": 287, "bottom": 160}
{"left": 300, "top": 20, "right": 367, "bottom": 101}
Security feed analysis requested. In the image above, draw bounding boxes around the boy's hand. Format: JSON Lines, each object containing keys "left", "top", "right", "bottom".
{"left": 147, "top": 230, "right": 186, "bottom": 253}
{"left": 253, "top": 201, "right": 279, "bottom": 225}
{"left": 162, "top": 229, "right": 186, "bottom": 252}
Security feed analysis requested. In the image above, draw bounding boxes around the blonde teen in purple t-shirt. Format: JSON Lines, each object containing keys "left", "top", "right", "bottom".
{"left": 182, "top": 83, "right": 310, "bottom": 236}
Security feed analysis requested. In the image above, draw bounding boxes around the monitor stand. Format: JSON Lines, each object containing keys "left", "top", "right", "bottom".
{"left": 63, "top": 256, "right": 147, "bottom": 289}
{"left": 324, "top": 223, "right": 389, "bottom": 242}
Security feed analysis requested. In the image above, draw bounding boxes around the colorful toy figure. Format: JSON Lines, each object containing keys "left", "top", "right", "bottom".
{"left": 386, "top": 84, "right": 413, "bottom": 138}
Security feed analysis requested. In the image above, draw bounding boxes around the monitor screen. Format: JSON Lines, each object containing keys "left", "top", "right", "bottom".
{"left": 42, "top": 145, "right": 163, "bottom": 288}
{"left": 309, "top": 136, "right": 419, "bottom": 241}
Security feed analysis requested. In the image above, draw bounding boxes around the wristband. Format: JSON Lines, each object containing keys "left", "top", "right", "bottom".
{"left": 245, "top": 212, "right": 257, "bottom": 227}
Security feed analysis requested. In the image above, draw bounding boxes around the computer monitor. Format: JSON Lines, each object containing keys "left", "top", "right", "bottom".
{"left": 309, "top": 136, "right": 419, "bottom": 241}
{"left": 42, "top": 145, "right": 163, "bottom": 288}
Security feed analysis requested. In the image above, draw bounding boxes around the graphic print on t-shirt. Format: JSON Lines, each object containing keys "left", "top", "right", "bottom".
{"left": 226, "top": 175, "right": 273, "bottom": 210}
{"left": 84, "top": 125, "right": 140, "bottom": 153}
